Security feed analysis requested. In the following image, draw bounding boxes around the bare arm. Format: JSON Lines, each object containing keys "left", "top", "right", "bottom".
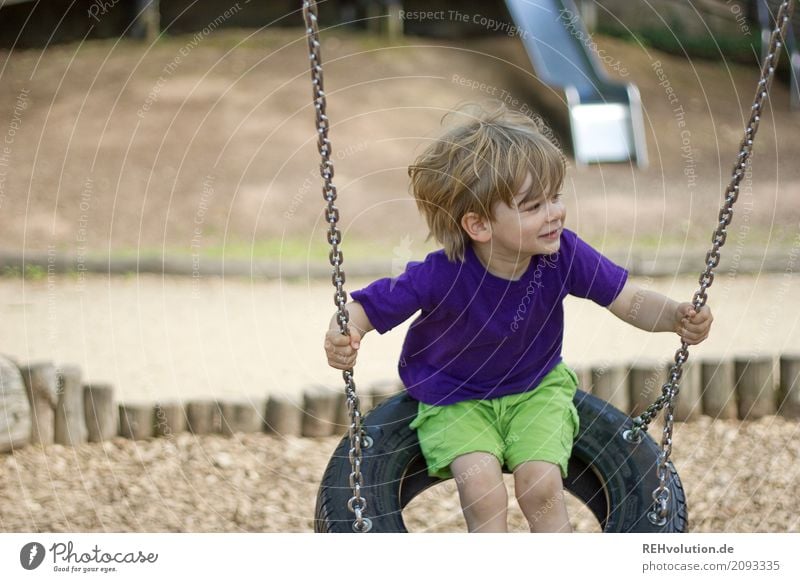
{"left": 607, "top": 280, "right": 713, "bottom": 344}
{"left": 328, "top": 301, "right": 375, "bottom": 336}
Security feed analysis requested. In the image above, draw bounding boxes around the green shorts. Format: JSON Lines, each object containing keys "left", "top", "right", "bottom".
{"left": 408, "top": 362, "right": 580, "bottom": 480}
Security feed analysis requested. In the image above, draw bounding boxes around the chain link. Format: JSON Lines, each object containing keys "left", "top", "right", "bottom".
{"left": 626, "top": 0, "right": 795, "bottom": 525}
{"left": 302, "top": 0, "right": 372, "bottom": 533}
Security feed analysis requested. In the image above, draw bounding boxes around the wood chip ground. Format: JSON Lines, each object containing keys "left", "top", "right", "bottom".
{"left": 1, "top": 415, "right": 797, "bottom": 532}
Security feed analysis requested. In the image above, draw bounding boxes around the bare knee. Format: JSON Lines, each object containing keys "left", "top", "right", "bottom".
{"left": 514, "top": 462, "right": 571, "bottom": 532}
{"left": 452, "top": 453, "right": 506, "bottom": 500}
{"left": 451, "top": 452, "right": 508, "bottom": 531}
{"left": 514, "top": 462, "right": 564, "bottom": 508}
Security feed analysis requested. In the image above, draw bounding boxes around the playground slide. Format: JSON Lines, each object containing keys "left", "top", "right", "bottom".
{"left": 756, "top": 0, "right": 799, "bottom": 110}
{"left": 504, "top": 0, "right": 648, "bottom": 167}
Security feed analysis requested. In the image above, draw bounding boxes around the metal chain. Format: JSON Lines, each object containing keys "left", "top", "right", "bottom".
{"left": 302, "top": 0, "right": 372, "bottom": 533}
{"left": 623, "top": 0, "right": 795, "bottom": 525}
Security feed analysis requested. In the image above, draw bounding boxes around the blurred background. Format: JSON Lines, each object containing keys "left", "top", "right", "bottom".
{"left": 0, "top": 0, "right": 798, "bottom": 401}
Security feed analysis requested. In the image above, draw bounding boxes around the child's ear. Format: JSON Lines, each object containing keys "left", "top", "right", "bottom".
{"left": 461, "top": 212, "right": 491, "bottom": 243}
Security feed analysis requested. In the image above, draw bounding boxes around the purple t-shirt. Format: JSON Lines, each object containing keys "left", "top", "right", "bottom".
{"left": 350, "top": 228, "right": 628, "bottom": 405}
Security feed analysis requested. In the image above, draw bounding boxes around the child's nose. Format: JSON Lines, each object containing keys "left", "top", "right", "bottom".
{"left": 547, "top": 200, "right": 564, "bottom": 221}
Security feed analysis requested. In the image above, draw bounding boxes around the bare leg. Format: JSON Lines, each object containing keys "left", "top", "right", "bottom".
{"left": 450, "top": 452, "right": 508, "bottom": 533}
{"left": 513, "top": 460, "right": 572, "bottom": 533}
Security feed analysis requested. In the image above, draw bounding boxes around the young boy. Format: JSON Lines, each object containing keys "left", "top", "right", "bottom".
{"left": 324, "top": 102, "right": 713, "bottom": 533}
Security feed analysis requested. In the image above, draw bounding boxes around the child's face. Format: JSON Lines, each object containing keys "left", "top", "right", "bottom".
{"left": 489, "top": 171, "right": 566, "bottom": 257}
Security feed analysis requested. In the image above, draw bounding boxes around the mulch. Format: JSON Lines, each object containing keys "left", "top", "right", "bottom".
{"left": 1, "top": 415, "right": 797, "bottom": 533}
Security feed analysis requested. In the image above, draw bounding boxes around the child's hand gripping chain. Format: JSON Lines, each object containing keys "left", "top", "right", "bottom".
{"left": 674, "top": 303, "right": 713, "bottom": 345}
{"left": 324, "top": 301, "right": 373, "bottom": 370}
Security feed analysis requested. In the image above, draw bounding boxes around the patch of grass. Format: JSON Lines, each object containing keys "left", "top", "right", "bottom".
{"left": 598, "top": 24, "right": 759, "bottom": 64}
{"left": 201, "top": 238, "right": 332, "bottom": 261}
{"left": 56, "top": 236, "right": 438, "bottom": 264}
{"left": 0, "top": 264, "right": 49, "bottom": 280}
{"left": 24, "top": 264, "right": 46, "bottom": 280}
{"left": 1, "top": 266, "right": 21, "bottom": 278}
{"left": 599, "top": 224, "right": 797, "bottom": 257}
{"left": 197, "top": 236, "right": 438, "bottom": 262}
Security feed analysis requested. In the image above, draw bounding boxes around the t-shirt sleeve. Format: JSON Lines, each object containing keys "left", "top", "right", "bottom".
{"left": 563, "top": 229, "right": 628, "bottom": 306}
{"left": 349, "top": 256, "right": 439, "bottom": 334}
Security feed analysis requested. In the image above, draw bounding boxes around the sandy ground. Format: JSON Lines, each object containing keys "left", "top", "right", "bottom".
{"left": 0, "top": 271, "right": 798, "bottom": 402}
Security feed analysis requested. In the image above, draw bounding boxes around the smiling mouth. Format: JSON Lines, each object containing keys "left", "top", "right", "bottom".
{"left": 539, "top": 228, "right": 561, "bottom": 238}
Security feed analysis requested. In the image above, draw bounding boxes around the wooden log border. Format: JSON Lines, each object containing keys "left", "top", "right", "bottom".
{"left": 1, "top": 354, "right": 798, "bottom": 449}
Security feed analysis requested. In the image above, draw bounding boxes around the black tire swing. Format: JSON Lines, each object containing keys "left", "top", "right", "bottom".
{"left": 302, "top": 0, "right": 795, "bottom": 533}
{"left": 316, "top": 390, "right": 687, "bottom": 532}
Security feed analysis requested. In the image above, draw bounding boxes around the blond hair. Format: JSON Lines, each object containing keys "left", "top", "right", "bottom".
{"left": 409, "top": 101, "right": 566, "bottom": 262}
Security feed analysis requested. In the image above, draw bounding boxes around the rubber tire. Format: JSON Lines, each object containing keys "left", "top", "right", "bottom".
{"left": 315, "top": 390, "right": 688, "bottom": 532}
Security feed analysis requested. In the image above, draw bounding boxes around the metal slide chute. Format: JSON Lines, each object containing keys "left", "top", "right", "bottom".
{"left": 756, "top": 0, "right": 800, "bottom": 109}
{"left": 504, "top": 0, "right": 648, "bottom": 167}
